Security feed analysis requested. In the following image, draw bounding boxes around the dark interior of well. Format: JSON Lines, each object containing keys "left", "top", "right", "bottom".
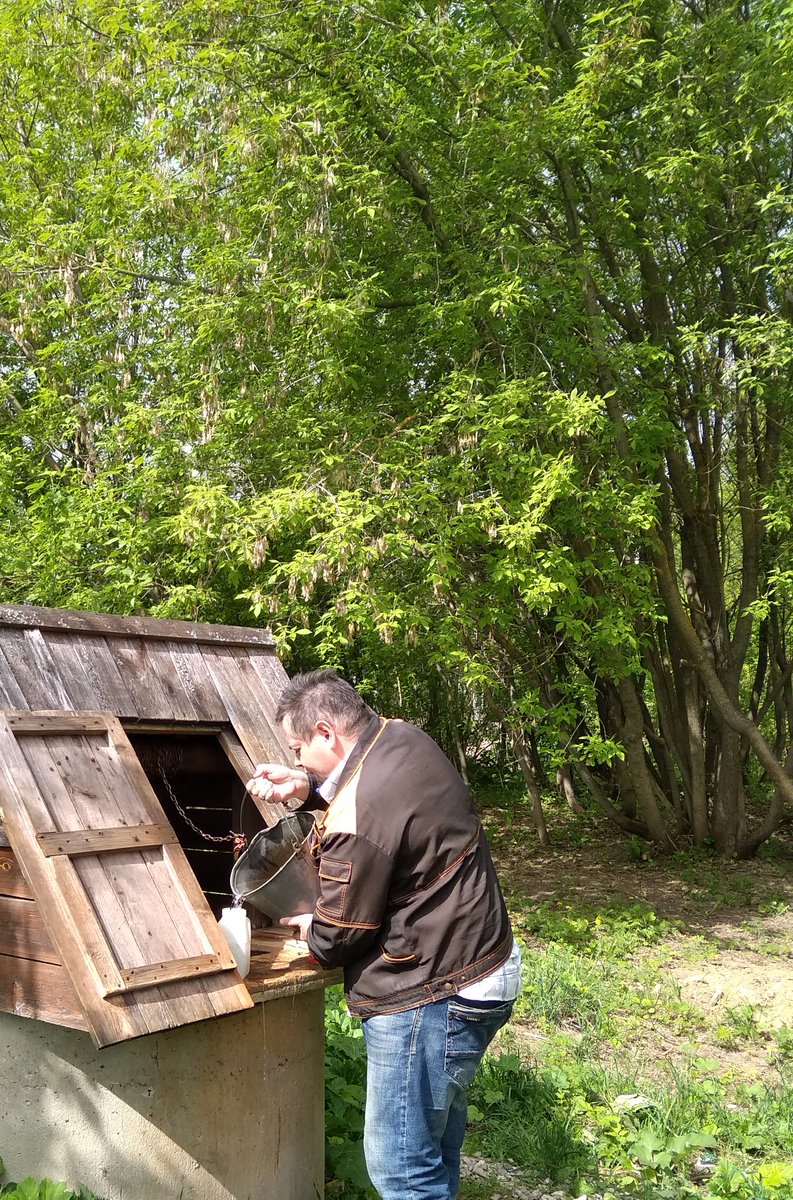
{"left": 126, "top": 730, "right": 267, "bottom": 919}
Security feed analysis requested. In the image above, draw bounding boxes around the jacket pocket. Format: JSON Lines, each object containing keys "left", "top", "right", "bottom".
{"left": 379, "top": 944, "right": 418, "bottom": 965}
{"left": 317, "top": 857, "right": 352, "bottom": 920}
{"left": 378, "top": 907, "right": 418, "bottom": 965}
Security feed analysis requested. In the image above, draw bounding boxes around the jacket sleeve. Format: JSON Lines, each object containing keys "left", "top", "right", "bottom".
{"left": 291, "top": 772, "right": 328, "bottom": 817}
{"left": 307, "top": 831, "right": 395, "bottom": 969}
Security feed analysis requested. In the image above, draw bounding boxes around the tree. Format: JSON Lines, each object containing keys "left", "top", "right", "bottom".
{"left": 1, "top": 0, "right": 791, "bottom": 855}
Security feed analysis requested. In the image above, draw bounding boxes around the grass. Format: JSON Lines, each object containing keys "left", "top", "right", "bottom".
{"left": 324, "top": 790, "right": 793, "bottom": 1200}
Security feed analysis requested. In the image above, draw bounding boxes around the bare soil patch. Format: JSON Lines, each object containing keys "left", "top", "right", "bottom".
{"left": 489, "top": 817, "right": 793, "bottom": 1073}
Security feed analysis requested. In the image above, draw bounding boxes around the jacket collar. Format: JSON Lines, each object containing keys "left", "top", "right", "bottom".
{"left": 333, "top": 712, "right": 383, "bottom": 795}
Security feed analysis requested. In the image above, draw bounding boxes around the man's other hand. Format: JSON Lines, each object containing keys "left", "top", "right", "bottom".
{"left": 245, "top": 763, "right": 310, "bottom": 806}
{"left": 279, "top": 912, "right": 313, "bottom": 942}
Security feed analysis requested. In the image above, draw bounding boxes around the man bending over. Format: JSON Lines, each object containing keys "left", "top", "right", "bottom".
{"left": 247, "top": 670, "right": 521, "bottom": 1200}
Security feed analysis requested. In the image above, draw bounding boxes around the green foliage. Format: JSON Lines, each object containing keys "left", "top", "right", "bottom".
{"left": 708, "top": 1162, "right": 793, "bottom": 1200}
{"left": 2, "top": 0, "right": 793, "bottom": 855}
{"left": 521, "top": 900, "right": 676, "bottom": 959}
{"left": 467, "top": 1052, "right": 591, "bottom": 1181}
{"left": 465, "top": 1046, "right": 793, "bottom": 1199}
{"left": 0, "top": 1179, "right": 103, "bottom": 1200}
{"left": 324, "top": 988, "right": 373, "bottom": 1196}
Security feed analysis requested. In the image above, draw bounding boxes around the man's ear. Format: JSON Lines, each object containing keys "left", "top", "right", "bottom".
{"left": 315, "top": 719, "right": 335, "bottom": 742}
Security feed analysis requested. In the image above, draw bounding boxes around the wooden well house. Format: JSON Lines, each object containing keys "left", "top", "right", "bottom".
{"left": 0, "top": 603, "right": 338, "bottom": 1200}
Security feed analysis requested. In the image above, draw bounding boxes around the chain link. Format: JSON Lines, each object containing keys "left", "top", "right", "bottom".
{"left": 157, "top": 745, "right": 241, "bottom": 846}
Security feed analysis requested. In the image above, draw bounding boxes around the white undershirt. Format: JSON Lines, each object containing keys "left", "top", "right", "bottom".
{"left": 457, "top": 936, "right": 522, "bottom": 1001}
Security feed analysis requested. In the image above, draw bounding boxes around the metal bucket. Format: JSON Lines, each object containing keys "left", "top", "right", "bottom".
{"left": 230, "top": 811, "right": 320, "bottom": 921}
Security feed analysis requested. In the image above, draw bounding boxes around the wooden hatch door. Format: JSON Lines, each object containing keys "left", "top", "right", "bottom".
{"left": 0, "top": 711, "right": 253, "bottom": 1046}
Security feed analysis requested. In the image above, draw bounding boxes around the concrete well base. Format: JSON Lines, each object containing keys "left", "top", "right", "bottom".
{"left": 0, "top": 991, "right": 324, "bottom": 1200}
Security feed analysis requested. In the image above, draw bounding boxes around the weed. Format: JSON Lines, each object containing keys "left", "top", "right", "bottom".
{"left": 324, "top": 988, "right": 372, "bottom": 1195}
{"left": 771, "top": 1025, "right": 793, "bottom": 1062}
{"left": 467, "top": 1052, "right": 592, "bottom": 1181}
{"left": 668, "top": 852, "right": 759, "bottom": 909}
{"left": 321, "top": 870, "right": 793, "bottom": 1200}
{"left": 715, "top": 1004, "right": 765, "bottom": 1049}
{"left": 708, "top": 1161, "right": 793, "bottom": 1199}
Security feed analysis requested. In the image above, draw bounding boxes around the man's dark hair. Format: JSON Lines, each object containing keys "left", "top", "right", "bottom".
{"left": 276, "top": 670, "right": 374, "bottom": 740}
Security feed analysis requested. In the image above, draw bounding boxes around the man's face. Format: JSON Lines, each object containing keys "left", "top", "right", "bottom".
{"left": 282, "top": 714, "right": 342, "bottom": 780}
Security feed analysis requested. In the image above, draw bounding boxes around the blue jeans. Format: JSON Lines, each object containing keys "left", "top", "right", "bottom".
{"left": 361, "top": 996, "right": 514, "bottom": 1200}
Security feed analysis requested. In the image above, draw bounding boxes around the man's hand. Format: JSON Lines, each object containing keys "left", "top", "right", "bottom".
{"left": 245, "top": 763, "right": 310, "bottom": 806}
{"left": 280, "top": 912, "right": 313, "bottom": 942}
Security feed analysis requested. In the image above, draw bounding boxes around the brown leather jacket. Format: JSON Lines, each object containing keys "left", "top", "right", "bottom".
{"left": 302, "top": 714, "right": 513, "bottom": 1017}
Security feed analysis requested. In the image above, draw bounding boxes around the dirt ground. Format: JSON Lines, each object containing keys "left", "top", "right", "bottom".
{"left": 491, "top": 819, "right": 793, "bottom": 1072}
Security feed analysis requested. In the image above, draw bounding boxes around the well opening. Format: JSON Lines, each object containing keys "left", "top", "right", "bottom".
{"left": 126, "top": 729, "right": 263, "bottom": 917}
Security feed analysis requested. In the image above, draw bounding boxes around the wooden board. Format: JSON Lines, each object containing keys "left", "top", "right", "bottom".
{"left": 0, "top": 848, "right": 32, "bottom": 899}
{"left": 165, "top": 640, "right": 229, "bottom": 722}
{"left": 245, "top": 648, "right": 291, "bottom": 713}
{"left": 217, "top": 728, "right": 284, "bottom": 827}
{"left": 67, "top": 634, "right": 137, "bottom": 716}
{"left": 0, "top": 604, "right": 276, "bottom": 648}
{"left": 0, "top": 711, "right": 253, "bottom": 1046}
{"left": 0, "top": 894, "right": 60, "bottom": 963}
{"left": 0, "top": 644, "right": 29, "bottom": 709}
{"left": 246, "top": 928, "right": 342, "bottom": 1002}
{"left": 40, "top": 632, "right": 109, "bottom": 712}
{"left": 110, "top": 638, "right": 183, "bottom": 721}
{"left": 0, "top": 630, "right": 73, "bottom": 710}
{"left": 37, "top": 824, "right": 177, "bottom": 856}
{"left": 202, "top": 647, "right": 290, "bottom": 779}
{"left": 0, "top": 951, "right": 88, "bottom": 1031}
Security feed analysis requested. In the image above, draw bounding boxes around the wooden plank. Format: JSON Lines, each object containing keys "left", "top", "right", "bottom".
{"left": 108, "top": 953, "right": 229, "bottom": 996}
{"left": 49, "top": 856, "right": 127, "bottom": 993}
{"left": 0, "top": 604, "right": 276, "bottom": 647}
{"left": 0, "top": 951, "right": 88, "bottom": 1031}
{"left": 75, "top": 635, "right": 137, "bottom": 717}
{"left": 0, "top": 894, "right": 60, "bottom": 964}
{"left": 0, "top": 719, "right": 138, "bottom": 1044}
{"left": 37, "top": 824, "right": 177, "bottom": 857}
{"left": 246, "top": 928, "right": 342, "bottom": 1001}
{"left": 0, "top": 644, "right": 29, "bottom": 709}
{"left": 165, "top": 641, "right": 228, "bottom": 722}
{"left": 217, "top": 728, "right": 255, "bottom": 781}
{"left": 137, "top": 639, "right": 201, "bottom": 722}
{"left": 7, "top": 712, "right": 111, "bottom": 734}
{"left": 245, "top": 648, "right": 291, "bottom": 712}
{"left": 0, "top": 630, "right": 72, "bottom": 710}
{"left": 217, "top": 729, "right": 284, "bottom": 827}
{"left": 202, "top": 646, "right": 290, "bottom": 774}
{"left": 41, "top": 631, "right": 108, "bottom": 710}
{"left": 0, "top": 848, "right": 33, "bottom": 898}
{"left": 110, "top": 637, "right": 178, "bottom": 720}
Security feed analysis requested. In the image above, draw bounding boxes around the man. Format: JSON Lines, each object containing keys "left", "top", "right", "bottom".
{"left": 246, "top": 670, "right": 520, "bottom": 1200}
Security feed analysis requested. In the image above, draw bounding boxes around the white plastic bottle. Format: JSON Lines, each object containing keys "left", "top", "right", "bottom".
{"left": 218, "top": 902, "right": 252, "bottom": 978}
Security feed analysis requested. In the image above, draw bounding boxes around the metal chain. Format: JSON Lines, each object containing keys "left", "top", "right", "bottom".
{"left": 157, "top": 744, "right": 241, "bottom": 846}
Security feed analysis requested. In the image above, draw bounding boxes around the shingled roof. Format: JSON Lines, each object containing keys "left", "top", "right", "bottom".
{"left": 0, "top": 604, "right": 299, "bottom": 1047}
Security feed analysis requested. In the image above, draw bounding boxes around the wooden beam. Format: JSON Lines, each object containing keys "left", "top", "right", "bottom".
{"left": 37, "top": 824, "right": 177, "bottom": 857}
{"left": 0, "top": 951, "right": 88, "bottom": 1031}
{"left": 107, "top": 953, "right": 230, "bottom": 996}
{"left": 6, "top": 712, "right": 111, "bottom": 735}
{"left": 0, "top": 604, "right": 276, "bottom": 648}
{"left": 0, "top": 894, "right": 60, "bottom": 964}
{"left": 0, "top": 848, "right": 32, "bottom": 898}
